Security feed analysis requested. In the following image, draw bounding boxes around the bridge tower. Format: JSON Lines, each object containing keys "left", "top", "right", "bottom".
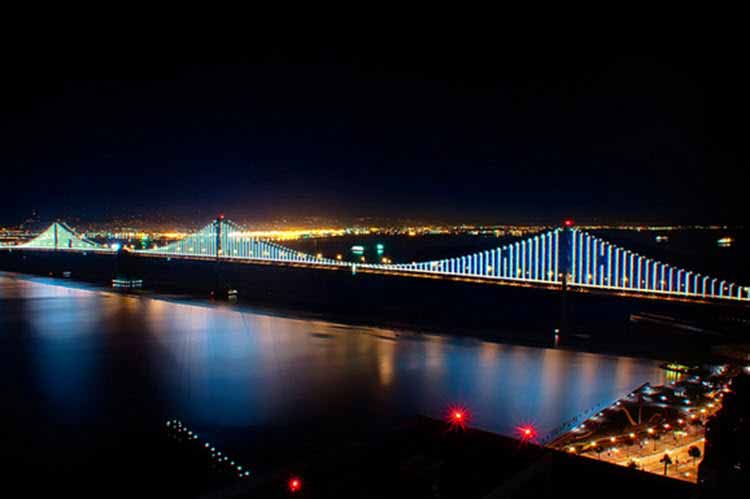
{"left": 53, "top": 222, "right": 58, "bottom": 250}
{"left": 216, "top": 214, "right": 224, "bottom": 261}
{"left": 557, "top": 219, "right": 576, "bottom": 342}
{"left": 558, "top": 219, "right": 576, "bottom": 284}
{"left": 212, "top": 214, "right": 233, "bottom": 299}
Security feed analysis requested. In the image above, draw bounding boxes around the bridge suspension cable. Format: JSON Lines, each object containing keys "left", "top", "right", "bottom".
{"left": 13, "top": 222, "right": 108, "bottom": 251}
{"left": 568, "top": 229, "right": 749, "bottom": 301}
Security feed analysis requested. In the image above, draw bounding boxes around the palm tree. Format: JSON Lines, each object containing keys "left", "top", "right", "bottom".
{"left": 688, "top": 445, "right": 701, "bottom": 464}
{"left": 660, "top": 453, "right": 673, "bottom": 476}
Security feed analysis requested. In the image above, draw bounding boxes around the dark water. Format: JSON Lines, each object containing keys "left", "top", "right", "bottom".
{"left": 0, "top": 273, "right": 667, "bottom": 494}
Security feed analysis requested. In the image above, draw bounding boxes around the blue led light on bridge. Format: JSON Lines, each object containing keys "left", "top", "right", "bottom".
{"left": 615, "top": 247, "right": 620, "bottom": 287}
{"left": 594, "top": 238, "right": 600, "bottom": 284}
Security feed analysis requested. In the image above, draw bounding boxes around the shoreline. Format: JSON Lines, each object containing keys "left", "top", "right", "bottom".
{"left": 547, "top": 364, "right": 738, "bottom": 483}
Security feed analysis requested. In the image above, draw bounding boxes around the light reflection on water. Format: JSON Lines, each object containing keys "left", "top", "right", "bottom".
{"left": 0, "top": 274, "right": 666, "bottom": 443}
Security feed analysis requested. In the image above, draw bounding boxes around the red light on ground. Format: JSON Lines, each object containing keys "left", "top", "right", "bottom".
{"left": 517, "top": 425, "right": 537, "bottom": 441}
{"left": 288, "top": 477, "right": 302, "bottom": 493}
{"left": 452, "top": 410, "right": 465, "bottom": 424}
{"left": 564, "top": 219, "right": 574, "bottom": 227}
{"left": 447, "top": 406, "right": 469, "bottom": 429}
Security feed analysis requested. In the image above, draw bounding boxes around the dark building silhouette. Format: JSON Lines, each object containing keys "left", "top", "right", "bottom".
{"left": 699, "top": 373, "right": 750, "bottom": 492}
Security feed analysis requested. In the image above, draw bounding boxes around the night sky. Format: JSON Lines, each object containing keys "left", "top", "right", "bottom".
{"left": 1, "top": 37, "right": 746, "bottom": 226}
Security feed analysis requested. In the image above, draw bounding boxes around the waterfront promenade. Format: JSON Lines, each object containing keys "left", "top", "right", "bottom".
{"left": 550, "top": 364, "right": 733, "bottom": 483}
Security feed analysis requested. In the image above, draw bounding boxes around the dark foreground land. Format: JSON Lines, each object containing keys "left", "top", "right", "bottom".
{"left": 165, "top": 416, "right": 697, "bottom": 498}
{"left": 4, "top": 416, "right": 697, "bottom": 498}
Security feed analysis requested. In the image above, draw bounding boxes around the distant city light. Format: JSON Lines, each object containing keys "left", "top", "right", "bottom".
{"left": 717, "top": 237, "right": 733, "bottom": 247}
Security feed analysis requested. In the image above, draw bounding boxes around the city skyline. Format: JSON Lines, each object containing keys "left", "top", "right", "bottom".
{"left": 1, "top": 206, "right": 742, "bottom": 233}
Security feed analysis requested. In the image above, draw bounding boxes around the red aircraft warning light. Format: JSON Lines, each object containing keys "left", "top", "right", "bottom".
{"left": 564, "top": 219, "right": 574, "bottom": 228}
{"left": 288, "top": 477, "right": 302, "bottom": 493}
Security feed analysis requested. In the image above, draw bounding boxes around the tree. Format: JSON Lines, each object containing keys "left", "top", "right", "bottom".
{"left": 660, "top": 453, "right": 673, "bottom": 476}
{"left": 652, "top": 434, "right": 660, "bottom": 450}
{"left": 627, "top": 460, "right": 639, "bottom": 469}
{"left": 688, "top": 445, "right": 701, "bottom": 464}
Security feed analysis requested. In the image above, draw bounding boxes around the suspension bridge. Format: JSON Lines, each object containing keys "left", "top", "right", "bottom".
{"left": 1, "top": 218, "right": 748, "bottom": 305}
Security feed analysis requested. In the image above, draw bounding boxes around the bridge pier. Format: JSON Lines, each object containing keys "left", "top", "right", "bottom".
{"left": 558, "top": 271, "right": 569, "bottom": 347}
{"left": 212, "top": 214, "right": 237, "bottom": 300}
{"left": 555, "top": 226, "right": 574, "bottom": 347}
